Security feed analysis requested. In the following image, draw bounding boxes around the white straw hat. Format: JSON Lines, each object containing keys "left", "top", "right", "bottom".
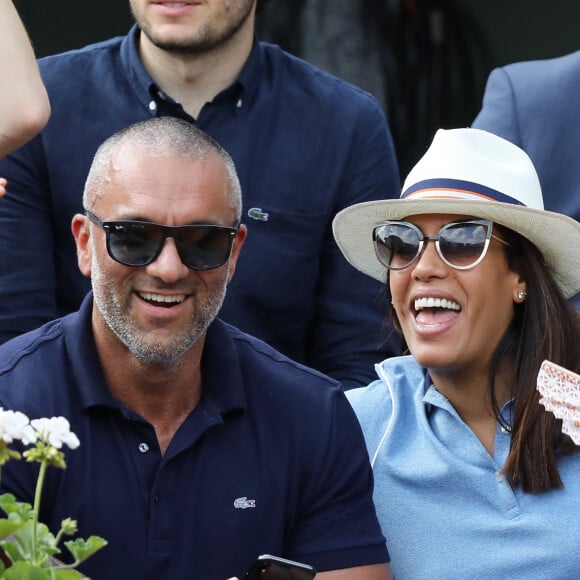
{"left": 332, "top": 128, "right": 580, "bottom": 298}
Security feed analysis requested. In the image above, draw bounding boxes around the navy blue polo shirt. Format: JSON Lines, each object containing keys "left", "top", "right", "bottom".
{"left": 0, "top": 295, "right": 389, "bottom": 579}
{"left": 0, "top": 25, "right": 402, "bottom": 387}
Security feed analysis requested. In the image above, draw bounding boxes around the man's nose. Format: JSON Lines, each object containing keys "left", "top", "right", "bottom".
{"left": 144, "top": 237, "right": 189, "bottom": 282}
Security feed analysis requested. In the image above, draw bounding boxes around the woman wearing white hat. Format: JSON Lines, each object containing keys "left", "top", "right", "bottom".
{"left": 333, "top": 128, "right": 580, "bottom": 579}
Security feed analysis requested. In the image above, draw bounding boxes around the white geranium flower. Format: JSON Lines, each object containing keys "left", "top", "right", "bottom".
{"left": 31, "top": 416, "right": 80, "bottom": 449}
{"left": 0, "top": 408, "right": 36, "bottom": 445}
{"left": 0, "top": 412, "right": 105, "bottom": 573}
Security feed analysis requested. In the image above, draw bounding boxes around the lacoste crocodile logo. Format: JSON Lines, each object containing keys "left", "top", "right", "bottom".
{"left": 247, "top": 207, "right": 269, "bottom": 222}
{"left": 233, "top": 497, "right": 256, "bottom": 509}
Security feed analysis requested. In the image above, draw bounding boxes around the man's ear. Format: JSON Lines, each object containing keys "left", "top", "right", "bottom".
{"left": 71, "top": 214, "right": 92, "bottom": 278}
{"left": 226, "top": 224, "right": 247, "bottom": 284}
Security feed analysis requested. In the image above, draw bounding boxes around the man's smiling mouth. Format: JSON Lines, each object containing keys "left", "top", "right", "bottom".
{"left": 138, "top": 291, "right": 186, "bottom": 307}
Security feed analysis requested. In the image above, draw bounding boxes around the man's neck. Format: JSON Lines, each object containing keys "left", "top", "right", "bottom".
{"left": 137, "top": 26, "right": 254, "bottom": 119}
{"left": 93, "top": 323, "right": 205, "bottom": 455}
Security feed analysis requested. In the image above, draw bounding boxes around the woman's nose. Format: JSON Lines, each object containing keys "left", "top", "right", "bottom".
{"left": 411, "top": 240, "right": 448, "bottom": 279}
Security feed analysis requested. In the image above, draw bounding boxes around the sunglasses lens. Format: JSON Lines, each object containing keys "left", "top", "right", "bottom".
{"left": 99, "top": 217, "right": 236, "bottom": 269}
{"left": 108, "top": 223, "right": 162, "bottom": 266}
{"left": 177, "top": 228, "right": 234, "bottom": 270}
{"left": 374, "top": 223, "right": 421, "bottom": 270}
{"left": 372, "top": 220, "right": 493, "bottom": 271}
{"left": 439, "top": 222, "right": 489, "bottom": 268}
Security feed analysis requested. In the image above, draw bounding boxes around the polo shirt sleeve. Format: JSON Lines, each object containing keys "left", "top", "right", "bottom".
{"left": 346, "top": 378, "right": 395, "bottom": 465}
{"left": 287, "top": 387, "right": 389, "bottom": 571}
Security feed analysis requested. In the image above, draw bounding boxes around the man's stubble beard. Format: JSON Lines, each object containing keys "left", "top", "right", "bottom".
{"left": 131, "top": 0, "right": 255, "bottom": 56}
{"left": 90, "top": 238, "right": 228, "bottom": 367}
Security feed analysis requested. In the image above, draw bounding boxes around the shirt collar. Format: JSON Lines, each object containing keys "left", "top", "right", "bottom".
{"left": 63, "top": 292, "right": 246, "bottom": 418}
{"left": 62, "top": 293, "right": 118, "bottom": 409}
{"left": 120, "top": 24, "right": 262, "bottom": 114}
{"left": 120, "top": 24, "right": 159, "bottom": 113}
{"left": 422, "top": 370, "right": 514, "bottom": 425}
{"left": 235, "top": 36, "right": 264, "bottom": 101}
{"left": 199, "top": 317, "right": 247, "bottom": 417}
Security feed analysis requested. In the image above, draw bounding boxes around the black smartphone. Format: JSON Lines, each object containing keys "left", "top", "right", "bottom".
{"left": 244, "top": 554, "right": 316, "bottom": 580}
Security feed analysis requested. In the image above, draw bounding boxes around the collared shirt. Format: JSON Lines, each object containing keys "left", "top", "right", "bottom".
{"left": 0, "top": 25, "right": 401, "bottom": 387}
{"left": 0, "top": 294, "right": 389, "bottom": 579}
{"left": 347, "top": 356, "right": 580, "bottom": 580}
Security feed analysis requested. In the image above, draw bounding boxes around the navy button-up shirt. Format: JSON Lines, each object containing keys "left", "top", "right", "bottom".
{"left": 0, "top": 25, "right": 401, "bottom": 387}
{"left": 0, "top": 295, "right": 389, "bottom": 579}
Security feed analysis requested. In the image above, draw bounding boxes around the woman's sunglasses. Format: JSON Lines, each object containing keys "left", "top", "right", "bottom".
{"left": 86, "top": 210, "right": 239, "bottom": 270}
{"left": 373, "top": 219, "right": 508, "bottom": 271}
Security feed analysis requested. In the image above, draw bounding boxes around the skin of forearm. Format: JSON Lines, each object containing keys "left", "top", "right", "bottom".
{"left": 0, "top": 0, "right": 50, "bottom": 157}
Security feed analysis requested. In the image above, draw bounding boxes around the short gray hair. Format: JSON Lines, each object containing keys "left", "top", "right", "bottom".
{"left": 83, "top": 117, "right": 242, "bottom": 220}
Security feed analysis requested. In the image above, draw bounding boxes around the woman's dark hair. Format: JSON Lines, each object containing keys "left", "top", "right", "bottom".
{"left": 490, "top": 227, "right": 578, "bottom": 492}
{"left": 384, "top": 225, "right": 579, "bottom": 493}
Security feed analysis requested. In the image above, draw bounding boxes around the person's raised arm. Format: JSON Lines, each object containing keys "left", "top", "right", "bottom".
{"left": 0, "top": 0, "right": 50, "bottom": 158}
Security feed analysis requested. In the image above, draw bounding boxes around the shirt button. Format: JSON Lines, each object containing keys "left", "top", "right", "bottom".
{"left": 148, "top": 100, "right": 157, "bottom": 112}
{"left": 154, "top": 495, "right": 160, "bottom": 504}
{"left": 138, "top": 442, "right": 150, "bottom": 453}
{"left": 495, "top": 471, "right": 504, "bottom": 482}
{"left": 236, "top": 98, "right": 242, "bottom": 108}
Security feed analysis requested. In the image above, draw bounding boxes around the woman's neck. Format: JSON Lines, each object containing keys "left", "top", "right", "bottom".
{"left": 430, "top": 364, "right": 514, "bottom": 455}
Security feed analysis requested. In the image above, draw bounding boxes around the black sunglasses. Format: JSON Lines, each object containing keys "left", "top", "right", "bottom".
{"left": 373, "top": 219, "right": 508, "bottom": 271}
{"left": 86, "top": 210, "right": 239, "bottom": 270}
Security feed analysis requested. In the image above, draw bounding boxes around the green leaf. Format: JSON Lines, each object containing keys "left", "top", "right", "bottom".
{"left": 1, "top": 540, "right": 25, "bottom": 564}
{"left": 0, "top": 516, "right": 27, "bottom": 541}
{"left": 52, "top": 570, "right": 86, "bottom": 579}
{"left": 0, "top": 494, "right": 32, "bottom": 518}
{"left": 64, "top": 536, "right": 107, "bottom": 563}
{"left": 10, "top": 520, "right": 59, "bottom": 563}
{"left": 33, "top": 523, "right": 59, "bottom": 556}
{"left": 1, "top": 561, "right": 50, "bottom": 579}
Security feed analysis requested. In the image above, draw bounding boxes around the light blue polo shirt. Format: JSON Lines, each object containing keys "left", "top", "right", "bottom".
{"left": 347, "top": 356, "right": 580, "bottom": 579}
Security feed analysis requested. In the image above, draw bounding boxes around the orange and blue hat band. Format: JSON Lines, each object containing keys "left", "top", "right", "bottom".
{"left": 401, "top": 179, "right": 525, "bottom": 206}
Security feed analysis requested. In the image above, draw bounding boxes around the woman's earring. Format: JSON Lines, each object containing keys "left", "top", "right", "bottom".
{"left": 517, "top": 290, "right": 527, "bottom": 301}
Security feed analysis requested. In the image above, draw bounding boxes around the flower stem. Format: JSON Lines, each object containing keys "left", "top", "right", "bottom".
{"left": 32, "top": 459, "right": 48, "bottom": 565}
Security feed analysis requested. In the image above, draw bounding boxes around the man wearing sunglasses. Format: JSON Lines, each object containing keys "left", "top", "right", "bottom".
{"left": 0, "top": 0, "right": 402, "bottom": 388}
{"left": 0, "top": 117, "right": 392, "bottom": 580}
